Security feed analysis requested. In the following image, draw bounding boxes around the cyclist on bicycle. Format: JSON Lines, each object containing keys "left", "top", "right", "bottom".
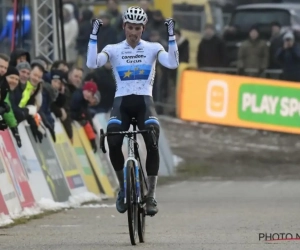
{"left": 86, "top": 6, "right": 179, "bottom": 216}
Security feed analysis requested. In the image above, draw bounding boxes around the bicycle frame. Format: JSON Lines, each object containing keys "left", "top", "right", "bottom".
{"left": 99, "top": 122, "right": 157, "bottom": 203}
{"left": 123, "top": 130, "right": 140, "bottom": 204}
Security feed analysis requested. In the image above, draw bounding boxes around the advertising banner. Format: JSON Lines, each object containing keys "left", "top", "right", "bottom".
{"left": 75, "top": 122, "right": 114, "bottom": 197}
{"left": 53, "top": 120, "right": 86, "bottom": 195}
{"left": 178, "top": 70, "right": 300, "bottom": 135}
{"left": 15, "top": 123, "right": 53, "bottom": 201}
{"left": 0, "top": 150, "right": 20, "bottom": 214}
{"left": 72, "top": 124, "right": 100, "bottom": 195}
{"left": 0, "top": 131, "right": 35, "bottom": 208}
{"left": 25, "top": 126, "right": 71, "bottom": 202}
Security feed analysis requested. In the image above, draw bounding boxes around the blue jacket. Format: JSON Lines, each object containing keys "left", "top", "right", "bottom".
{"left": 40, "top": 82, "right": 58, "bottom": 129}
{"left": 0, "top": 6, "right": 31, "bottom": 41}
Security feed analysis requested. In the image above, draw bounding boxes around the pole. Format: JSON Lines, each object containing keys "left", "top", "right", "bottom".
{"left": 10, "top": 0, "right": 18, "bottom": 52}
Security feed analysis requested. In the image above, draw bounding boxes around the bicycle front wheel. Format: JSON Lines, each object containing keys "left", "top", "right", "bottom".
{"left": 138, "top": 167, "right": 146, "bottom": 243}
{"left": 126, "top": 160, "right": 138, "bottom": 245}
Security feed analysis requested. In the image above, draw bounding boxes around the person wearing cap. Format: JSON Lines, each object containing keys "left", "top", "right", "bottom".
{"left": 39, "top": 69, "right": 68, "bottom": 142}
{"left": 276, "top": 31, "right": 300, "bottom": 82}
{"left": 16, "top": 61, "right": 31, "bottom": 86}
{"left": 0, "top": 66, "right": 22, "bottom": 147}
{"left": 237, "top": 25, "right": 269, "bottom": 77}
{"left": 70, "top": 81, "right": 98, "bottom": 152}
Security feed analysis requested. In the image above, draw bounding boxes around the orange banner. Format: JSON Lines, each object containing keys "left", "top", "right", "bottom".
{"left": 177, "top": 70, "right": 300, "bottom": 135}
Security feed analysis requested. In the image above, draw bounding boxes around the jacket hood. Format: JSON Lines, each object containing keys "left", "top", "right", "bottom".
{"left": 10, "top": 49, "right": 31, "bottom": 67}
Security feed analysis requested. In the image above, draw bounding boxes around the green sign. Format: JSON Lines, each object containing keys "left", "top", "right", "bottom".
{"left": 238, "top": 84, "right": 300, "bottom": 128}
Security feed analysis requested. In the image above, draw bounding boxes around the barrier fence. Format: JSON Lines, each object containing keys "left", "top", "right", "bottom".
{"left": 0, "top": 112, "right": 175, "bottom": 219}
{"left": 176, "top": 67, "right": 300, "bottom": 135}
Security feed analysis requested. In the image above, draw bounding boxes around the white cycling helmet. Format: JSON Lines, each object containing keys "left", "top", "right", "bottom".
{"left": 123, "top": 6, "right": 148, "bottom": 25}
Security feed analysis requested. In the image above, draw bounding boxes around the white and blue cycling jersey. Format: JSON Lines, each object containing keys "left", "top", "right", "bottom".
{"left": 86, "top": 36, "right": 179, "bottom": 97}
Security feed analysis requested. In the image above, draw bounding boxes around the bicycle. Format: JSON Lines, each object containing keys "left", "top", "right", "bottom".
{"left": 99, "top": 117, "right": 157, "bottom": 245}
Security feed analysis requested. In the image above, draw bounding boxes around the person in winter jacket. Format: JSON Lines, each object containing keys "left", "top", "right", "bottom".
{"left": 18, "top": 64, "right": 45, "bottom": 143}
{"left": 276, "top": 32, "right": 300, "bottom": 82}
{"left": 63, "top": 4, "right": 79, "bottom": 65}
{"left": 39, "top": 69, "right": 68, "bottom": 142}
{"left": 70, "top": 81, "right": 98, "bottom": 152}
{"left": 9, "top": 48, "right": 31, "bottom": 67}
{"left": 197, "top": 24, "right": 226, "bottom": 68}
{"left": 0, "top": 66, "right": 22, "bottom": 147}
{"left": 237, "top": 25, "right": 269, "bottom": 77}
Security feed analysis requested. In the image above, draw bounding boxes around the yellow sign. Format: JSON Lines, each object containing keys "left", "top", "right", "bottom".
{"left": 178, "top": 70, "right": 300, "bottom": 135}
{"left": 72, "top": 124, "right": 100, "bottom": 195}
{"left": 54, "top": 122, "right": 86, "bottom": 190}
{"left": 75, "top": 123, "right": 115, "bottom": 198}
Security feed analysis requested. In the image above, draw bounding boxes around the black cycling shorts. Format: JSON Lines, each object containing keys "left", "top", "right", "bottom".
{"left": 107, "top": 94, "right": 159, "bottom": 130}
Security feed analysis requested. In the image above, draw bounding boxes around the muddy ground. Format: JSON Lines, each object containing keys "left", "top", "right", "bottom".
{"left": 159, "top": 116, "right": 300, "bottom": 179}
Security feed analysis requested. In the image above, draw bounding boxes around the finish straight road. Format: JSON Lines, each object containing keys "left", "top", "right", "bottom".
{"left": 1, "top": 180, "right": 300, "bottom": 250}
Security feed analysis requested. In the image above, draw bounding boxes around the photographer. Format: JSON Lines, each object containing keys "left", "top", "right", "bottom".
{"left": 276, "top": 32, "right": 300, "bottom": 82}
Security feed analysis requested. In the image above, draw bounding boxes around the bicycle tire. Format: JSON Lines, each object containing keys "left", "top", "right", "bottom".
{"left": 138, "top": 167, "right": 146, "bottom": 243}
{"left": 126, "top": 160, "right": 138, "bottom": 245}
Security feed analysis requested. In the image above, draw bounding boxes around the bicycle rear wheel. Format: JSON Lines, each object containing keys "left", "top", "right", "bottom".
{"left": 126, "top": 160, "right": 138, "bottom": 245}
{"left": 138, "top": 167, "right": 146, "bottom": 243}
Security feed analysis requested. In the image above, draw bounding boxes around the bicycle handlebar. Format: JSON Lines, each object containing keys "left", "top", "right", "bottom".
{"left": 99, "top": 125, "right": 157, "bottom": 154}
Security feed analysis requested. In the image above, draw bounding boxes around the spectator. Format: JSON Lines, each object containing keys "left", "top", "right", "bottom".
{"left": 84, "top": 63, "right": 116, "bottom": 113}
{"left": 106, "top": 0, "right": 122, "bottom": 27}
{"left": 68, "top": 67, "right": 83, "bottom": 90}
{"left": 19, "top": 64, "right": 44, "bottom": 109}
{"left": 63, "top": 4, "right": 79, "bottom": 66}
{"left": 44, "top": 60, "right": 69, "bottom": 83}
{"left": 16, "top": 61, "right": 31, "bottom": 86}
{"left": 63, "top": 0, "right": 80, "bottom": 21}
{"left": 269, "top": 22, "right": 283, "bottom": 69}
{"left": 51, "top": 60, "right": 69, "bottom": 72}
{"left": 0, "top": 66, "right": 22, "bottom": 147}
{"left": 57, "top": 67, "right": 84, "bottom": 140}
{"left": 197, "top": 24, "right": 226, "bottom": 68}
{"left": 149, "top": 30, "right": 167, "bottom": 49}
{"left": 237, "top": 25, "right": 269, "bottom": 77}
{"left": 39, "top": 69, "right": 68, "bottom": 142}
{"left": 9, "top": 48, "right": 31, "bottom": 67}
{"left": 9, "top": 63, "right": 35, "bottom": 124}
{"left": 76, "top": 9, "right": 94, "bottom": 73}
{"left": 0, "top": 53, "right": 9, "bottom": 76}
{"left": 175, "top": 29, "right": 189, "bottom": 63}
{"left": 70, "top": 81, "right": 98, "bottom": 152}
{"left": 276, "top": 32, "right": 300, "bottom": 82}
{"left": 148, "top": 10, "right": 166, "bottom": 42}
{"left": 138, "top": 0, "right": 153, "bottom": 24}
{"left": 97, "top": 11, "right": 118, "bottom": 52}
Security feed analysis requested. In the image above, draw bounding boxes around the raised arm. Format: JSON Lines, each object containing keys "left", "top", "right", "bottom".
{"left": 157, "top": 18, "right": 179, "bottom": 69}
{"left": 86, "top": 19, "right": 108, "bottom": 69}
